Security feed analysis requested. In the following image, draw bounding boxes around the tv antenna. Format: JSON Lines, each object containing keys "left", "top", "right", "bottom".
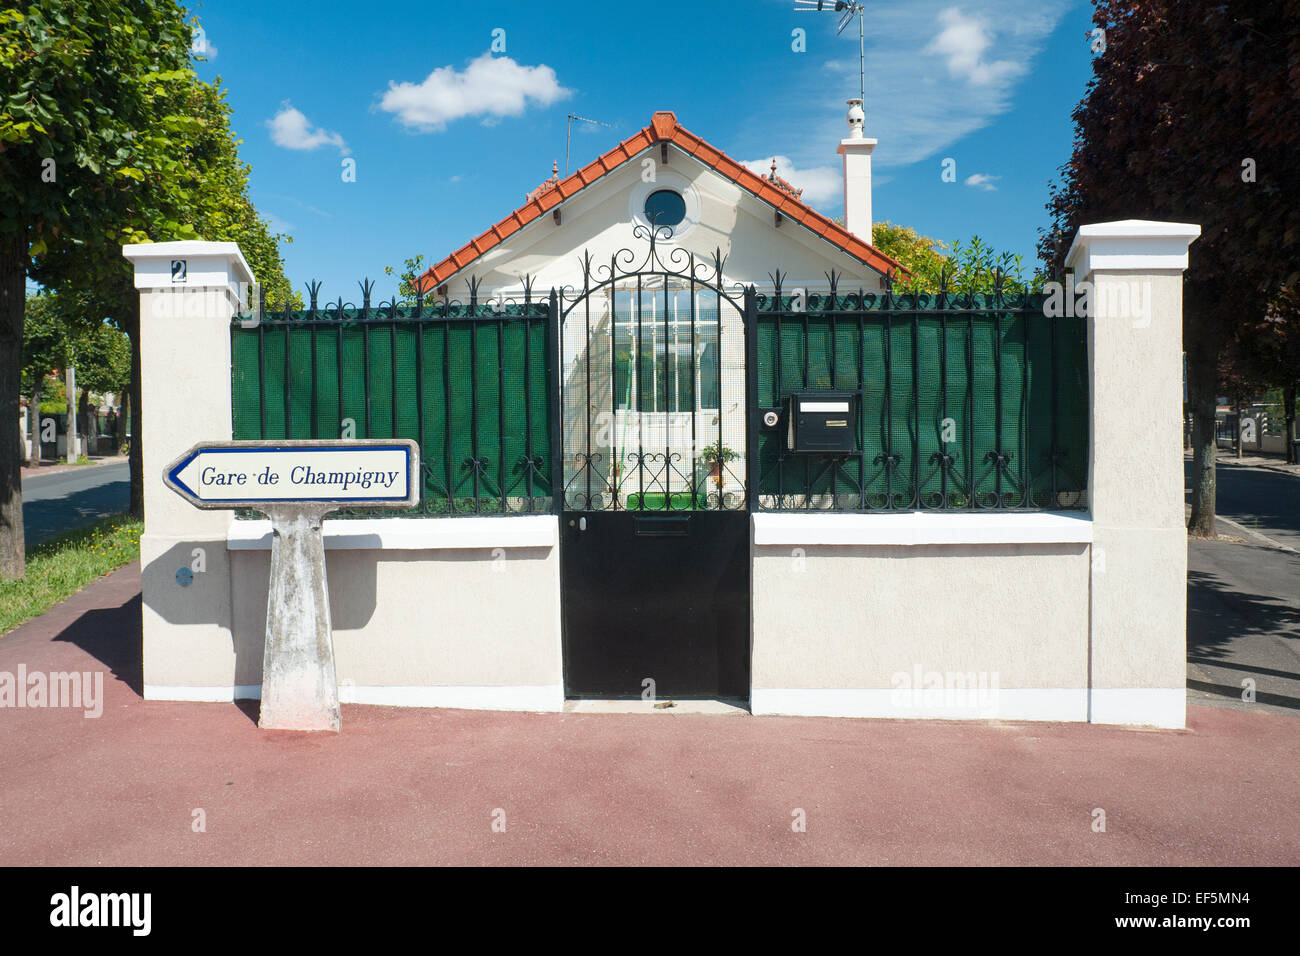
{"left": 566, "top": 114, "right": 614, "bottom": 176}
{"left": 794, "top": 1, "right": 866, "bottom": 106}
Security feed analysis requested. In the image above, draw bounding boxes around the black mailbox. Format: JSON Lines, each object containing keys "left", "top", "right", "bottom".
{"left": 785, "top": 391, "right": 858, "bottom": 454}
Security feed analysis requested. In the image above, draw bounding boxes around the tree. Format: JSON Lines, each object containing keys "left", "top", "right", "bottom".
{"left": 0, "top": 0, "right": 196, "bottom": 577}
{"left": 1041, "top": 0, "right": 1298, "bottom": 537}
{"left": 20, "top": 291, "right": 130, "bottom": 460}
{"left": 871, "top": 222, "right": 1043, "bottom": 295}
{"left": 8, "top": 7, "right": 297, "bottom": 564}
{"left": 1227, "top": 283, "right": 1300, "bottom": 462}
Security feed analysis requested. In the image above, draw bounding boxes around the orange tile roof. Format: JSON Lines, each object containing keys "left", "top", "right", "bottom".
{"left": 415, "top": 111, "right": 906, "bottom": 292}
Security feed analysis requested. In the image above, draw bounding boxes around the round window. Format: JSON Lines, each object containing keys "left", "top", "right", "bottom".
{"left": 643, "top": 189, "right": 687, "bottom": 228}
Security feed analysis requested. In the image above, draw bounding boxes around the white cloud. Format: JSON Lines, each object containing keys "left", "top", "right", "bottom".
{"left": 925, "top": 8, "right": 1024, "bottom": 87}
{"left": 732, "top": 0, "right": 1069, "bottom": 181}
{"left": 740, "top": 156, "right": 841, "bottom": 205}
{"left": 266, "top": 104, "right": 350, "bottom": 155}
{"left": 263, "top": 212, "right": 294, "bottom": 235}
{"left": 964, "top": 173, "right": 1001, "bottom": 191}
{"left": 263, "top": 194, "right": 333, "bottom": 219}
{"left": 377, "top": 53, "right": 572, "bottom": 133}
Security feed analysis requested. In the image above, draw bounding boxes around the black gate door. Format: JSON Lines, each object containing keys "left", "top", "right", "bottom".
{"left": 554, "top": 228, "right": 751, "bottom": 700}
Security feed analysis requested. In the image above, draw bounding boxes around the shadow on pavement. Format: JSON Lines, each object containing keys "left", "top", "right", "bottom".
{"left": 1188, "top": 569, "right": 1300, "bottom": 660}
{"left": 1186, "top": 678, "right": 1300, "bottom": 711}
{"left": 234, "top": 699, "right": 260, "bottom": 726}
{"left": 24, "top": 476, "right": 130, "bottom": 547}
{"left": 1187, "top": 563, "right": 1300, "bottom": 711}
{"left": 51, "top": 592, "right": 143, "bottom": 696}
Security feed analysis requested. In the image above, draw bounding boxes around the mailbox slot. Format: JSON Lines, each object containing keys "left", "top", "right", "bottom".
{"left": 785, "top": 391, "right": 858, "bottom": 455}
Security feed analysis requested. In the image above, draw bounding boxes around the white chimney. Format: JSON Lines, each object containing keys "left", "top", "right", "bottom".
{"left": 836, "top": 98, "right": 876, "bottom": 242}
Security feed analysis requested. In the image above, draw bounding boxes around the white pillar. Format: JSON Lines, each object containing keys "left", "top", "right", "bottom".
{"left": 123, "top": 241, "right": 254, "bottom": 700}
{"left": 836, "top": 98, "right": 876, "bottom": 242}
{"left": 1065, "top": 220, "right": 1200, "bottom": 728}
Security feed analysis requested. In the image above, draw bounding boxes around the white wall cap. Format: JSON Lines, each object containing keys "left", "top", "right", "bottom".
{"left": 752, "top": 511, "right": 1093, "bottom": 547}
{"left": 1064, "top": 219, "right": 1200, "bottom": 277}
{"left": 123, "top": 240, "right": 255, "bottom": 291}
{"left": 228, "top": 515, "right": 558, "bottom": 551}
{"left": 837, "top": 137, "right": 877, "bottom": 154}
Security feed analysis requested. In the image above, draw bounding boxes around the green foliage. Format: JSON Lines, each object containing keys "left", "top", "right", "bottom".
{"left": 21, "top": 293, "right": 130, "bottom": 396}
{"left": 385, "top": 255, "right": 428, "bottom": 303}
{"left": 2, "top": 2, "right": 297, "bottom": 306}
{"left": 72, "top": 320, "right": 131, "bottom": 395}
{"left": 700, "top": 442, "right": 739, "bottom": 464}
{"left": 871, "top": 222, "right": 1043, "bottom": 295}
{"left": 871, "top": 222, "right": 950, "bottom": 289}
{"left": 1, "top": 1, "right": 300, "bottom": 574}
{"left": 0, "top": 512, "right": 142, "bottom": 636}
{"left": 1, "top": 0, "right": 195, "bottom": 276}
{"left": 20, "top": 293, "right": 64, "bottom": 389}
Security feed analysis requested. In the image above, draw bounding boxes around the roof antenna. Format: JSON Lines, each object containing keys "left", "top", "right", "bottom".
{"left": 565, "top": 113, "right": 614, "bottom": 176}
{"left": 794, "top": 1, "right": 867, "bottom": 109}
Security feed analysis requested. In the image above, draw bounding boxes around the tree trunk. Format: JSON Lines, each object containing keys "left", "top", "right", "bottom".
{"left": 1186, "top": 343, "right": 1218, "bottom": 538}
{"left": 78, "top": 387, "right": 90, "bottom": 457}
{"left": 1286, "top": 384, "right": 1296, "bottom": 465}
{"left": 0, "top": 231, "right": 26, "bottom": 579}
{"left": 124, "top": 295, "right": 143, "bottom": 520}
{"left": 115, "top": 388, "right": 126, "bottom": 452}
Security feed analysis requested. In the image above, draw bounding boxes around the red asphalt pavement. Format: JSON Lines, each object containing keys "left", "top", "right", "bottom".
{"left": 1, "top": 564, "right": 1297, "bottom": 866}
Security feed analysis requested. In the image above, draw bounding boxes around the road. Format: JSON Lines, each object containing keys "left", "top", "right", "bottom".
{"left": 1185, "top": 458, "right": 1300, "bottom": 717}
{"left": 1206, "top": 458, "right": 1300, "bottom": 549}
{"left": 21, "top": 460, "right": 130, "bottom": 547}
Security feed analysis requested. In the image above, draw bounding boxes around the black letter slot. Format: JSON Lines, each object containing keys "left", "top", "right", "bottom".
{"left": 635, "top": 515, "right": 691, "bottom": 536}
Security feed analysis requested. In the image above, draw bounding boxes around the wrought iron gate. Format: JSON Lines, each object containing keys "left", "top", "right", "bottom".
{"left": 553, "top": 225, "right": 751, "bottom": 700}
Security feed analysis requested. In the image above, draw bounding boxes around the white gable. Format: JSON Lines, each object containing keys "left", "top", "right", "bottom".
{"left": 436, "top": 142, "right": 889, "bottom": 300}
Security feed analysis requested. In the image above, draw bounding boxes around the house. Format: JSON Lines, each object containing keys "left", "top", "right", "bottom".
{"left": 126, "top": 99, "right": 1197, "bottom": 729}
{"left": 415, "top": 104, "right": 901, "bottom": 300}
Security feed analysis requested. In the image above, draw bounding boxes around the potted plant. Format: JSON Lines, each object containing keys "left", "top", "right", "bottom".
{"left": 700, "top": 442, "right": 739, "bottom": 494}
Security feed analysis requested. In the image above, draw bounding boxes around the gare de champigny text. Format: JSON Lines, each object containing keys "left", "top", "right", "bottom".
{"left": 199, "top": 465, "right": 402, "bottom": 491}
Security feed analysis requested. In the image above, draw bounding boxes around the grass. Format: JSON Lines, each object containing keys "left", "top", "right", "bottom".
{"left": 0, "top": 512, "right": 143, "bottom": 636}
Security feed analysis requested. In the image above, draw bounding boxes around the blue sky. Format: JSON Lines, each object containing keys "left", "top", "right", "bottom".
{"left": 189, "top": 0, "right": 1096, "bottom": 299}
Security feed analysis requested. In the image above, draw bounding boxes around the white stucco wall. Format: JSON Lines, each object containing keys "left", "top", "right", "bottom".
{"left": 751, "top": 533, "right": 1092, "bottom": 720}
{"left": 226, "top": 523, "right": 563, "bottom": 710}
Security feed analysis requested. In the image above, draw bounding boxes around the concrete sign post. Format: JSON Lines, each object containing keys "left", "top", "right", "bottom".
{"left": 163, "top": 439, "right": 419, "bottom": 731}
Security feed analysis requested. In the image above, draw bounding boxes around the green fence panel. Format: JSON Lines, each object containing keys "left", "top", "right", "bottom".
{"left": 231, "top": 304, "right": 554, "bottom": 517}
{"left": 754, "top": 290, "right": 1089, "bottom": 511}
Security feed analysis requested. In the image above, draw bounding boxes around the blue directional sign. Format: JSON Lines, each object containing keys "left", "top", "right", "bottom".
{"left": 163, "top": 439, "right": 420, "bottom": 510}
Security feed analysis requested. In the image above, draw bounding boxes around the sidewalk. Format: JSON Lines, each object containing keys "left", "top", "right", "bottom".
{"left": 0, "top": 564, "right": 1296, "bottom": 866}
{"left": 21, "top": 452, "right": 126, "bottom": 481}
{"left": 1192, "top": 448, "right": 1300, "bottom": 478}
